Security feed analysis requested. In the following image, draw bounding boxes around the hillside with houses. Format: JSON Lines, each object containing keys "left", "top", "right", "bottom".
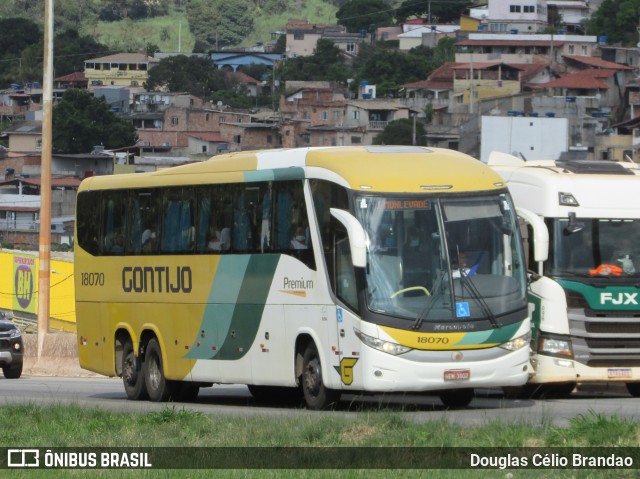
{"left": 1, "top": 0, "right": 639, "bottom": 248}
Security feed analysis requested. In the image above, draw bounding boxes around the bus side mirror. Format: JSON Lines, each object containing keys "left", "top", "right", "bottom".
{"left": 330, "top": 208, "right": 367, "bottom": 268}
{"left": 517, "top": 207, "right": 549, "bottom": 263}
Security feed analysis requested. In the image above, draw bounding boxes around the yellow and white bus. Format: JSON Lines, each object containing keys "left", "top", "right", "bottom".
{"left": 74, "top": 146, "right": 531, "bottom": 409}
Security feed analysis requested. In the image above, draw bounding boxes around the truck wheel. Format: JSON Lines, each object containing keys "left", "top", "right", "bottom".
{"left": 439, "top": 388, "right": 474, "bottom": 408}
{"left": 143, "top": 338, "right": 170, "bottom": 402}
{"left": 122, "top": 339, "right": 148, "bottom": 400}
{"left": 301, "top": 343, "right": 340, "bottom": 410}
{"left": 2, "top": 362, "right": 22, "bottom": 379}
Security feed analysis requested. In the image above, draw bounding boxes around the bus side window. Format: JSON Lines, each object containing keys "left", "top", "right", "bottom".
{"left": 162, "top": 188, "right": 195, "bottom": 253}
{"left": 102, "top": 191, "right": 127, "bottom": 255}
{"left": 77, "top": 191, "right": 100, "bottom": 256}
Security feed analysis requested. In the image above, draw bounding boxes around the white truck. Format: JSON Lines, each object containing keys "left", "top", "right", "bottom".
{"left": 489, "top": 152, "right": 640, "bottom": 398}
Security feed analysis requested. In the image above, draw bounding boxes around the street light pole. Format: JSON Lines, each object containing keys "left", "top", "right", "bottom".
{"left": 38, "top": 0, "right": 54, "bottom": 357}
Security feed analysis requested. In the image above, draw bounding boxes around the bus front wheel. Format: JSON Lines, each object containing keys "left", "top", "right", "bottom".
{"left": 122, "top": 339, "right": 148, "bottom": 400}
{"left": 143, "top": 338, "right": 170, "bottom": 402}
{"left": 301, "top": 343, "right": 340, "bottom": 410}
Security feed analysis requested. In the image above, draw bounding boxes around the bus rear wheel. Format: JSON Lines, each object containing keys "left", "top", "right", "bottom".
{"left": 143, "top": 338, "right": 170, "bottom": 402}
{"left": 122, "top": 339, "right": 148, "bottom": 400}
{"left": 439, "top": 388, "right": 474, "bottom": 408}
{"left": 301, "top": 343, "right": 340, "bottom": 410}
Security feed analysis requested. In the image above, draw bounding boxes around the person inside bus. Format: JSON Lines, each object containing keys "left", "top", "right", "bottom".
{"left": 290, "top": 226, "right": 308, "bottom": 249}
{"left": 110, "top": 227, "right": 125, "bottom": 253}
{"left": 207, "top": 226, "right": 222, "bottom": 251}
{"left": 141, "top": 225, "right": 157, "bottom": 253}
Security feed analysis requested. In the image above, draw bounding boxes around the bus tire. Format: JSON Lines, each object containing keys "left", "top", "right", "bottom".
{"left": 143, "top": 338, "right": 170, "bottom": 402}
{"left": 301, "top": 343, "right": 340, "bottom": 410}
{"left": 626, "top": 383, "right": 640, "bottom": 397}
{"left": 122, "top": 339, "right": 148, "bottom": 400}
{"left": 439, "top": 388, "right": 474, "bottom": 408}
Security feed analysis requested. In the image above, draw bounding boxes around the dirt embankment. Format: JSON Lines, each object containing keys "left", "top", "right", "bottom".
{"left": 23, "top": 332, "right": 101, "bottom": 377}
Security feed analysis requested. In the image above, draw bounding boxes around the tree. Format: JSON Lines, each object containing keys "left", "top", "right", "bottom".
{"left": 281, "top": 39, "right": 350, "bottom": 82}
{"left": 186, "top": 0, "right": 255, "bottom": 49}
{"left": 53, "top": 89, "right": 137, "bottom": 154}
{"left": 353, "top": 44, "right": 431, "bottom": 87}
{"left": 54, "top": 29, "right": 109, "bottom": 78}
{"left": 144, "top": 55, "right": 227, "bottom": 97}
{"left": 336, "top": 0, "right": 393, "bottom": 33}
{"left": 373, "top": 118, "right": 426, "bottom": 146}
{"left": 396, "top": 0, "right": 472, "bottom": 23}
{"left": 587, "top": 0, "right": 640, "bottom": 46}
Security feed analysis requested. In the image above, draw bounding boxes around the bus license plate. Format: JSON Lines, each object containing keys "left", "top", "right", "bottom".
{"left": 608, "top": 368, "right": 632, "bottom": 379}
{"left": 444, "top": 369, "right": 470, "bottom": 381}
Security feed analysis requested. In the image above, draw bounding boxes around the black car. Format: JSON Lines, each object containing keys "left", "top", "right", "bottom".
{"left": 0, "top": 314, "right": 23, "bottom": 379}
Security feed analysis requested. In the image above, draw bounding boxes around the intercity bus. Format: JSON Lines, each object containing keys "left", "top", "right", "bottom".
{"left": 74, "top": 146, "right": 531, "bottom": 409}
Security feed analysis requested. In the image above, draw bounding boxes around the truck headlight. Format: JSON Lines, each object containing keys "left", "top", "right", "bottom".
{"left": 9, "top": 328, "right": 21, "bottom": 339}
{"left": 354, "top": 329, "right": 412, "bottom": 356}
{"left": 539, "top": 336, "right": 573, "bottom": 358}
{"left": 499, "top": 331, "right": 531, "bottom": 351}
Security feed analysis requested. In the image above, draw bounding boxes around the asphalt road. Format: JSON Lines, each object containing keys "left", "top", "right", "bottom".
{"left": 0, "top": 376, "right": 637, "bottom": 427}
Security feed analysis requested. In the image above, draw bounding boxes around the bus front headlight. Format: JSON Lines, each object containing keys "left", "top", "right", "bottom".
{"left": 354, "top": 329, "right": 412, "bottom": 356}
{"left": 499, "top": 331, "right": 531, "bottom": 351}
{"left": 538, "top": 336, "right": 573, "bottom": 358}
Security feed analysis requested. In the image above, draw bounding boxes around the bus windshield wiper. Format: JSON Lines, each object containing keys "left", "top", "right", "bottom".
{"left": 412, "top": 269, "right": 447, "bottom": 330}
{"left": 457, "top": 267, "right": 499, "bottom": 329}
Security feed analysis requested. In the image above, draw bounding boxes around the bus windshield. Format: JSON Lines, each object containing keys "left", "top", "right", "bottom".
{"left": 547, "top": 218, "right": 640, "bottom": 279}
{"left": 355, "top": 193, "right": 527, "bottom": 323}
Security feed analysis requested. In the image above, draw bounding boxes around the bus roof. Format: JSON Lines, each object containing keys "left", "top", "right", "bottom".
{"left": 78, "top": 146, "right": 505, "bottom": 194}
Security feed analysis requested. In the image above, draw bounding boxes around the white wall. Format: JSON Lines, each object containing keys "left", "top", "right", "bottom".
{"left": 481, "top": 116, "right": 569, "bottom": 161}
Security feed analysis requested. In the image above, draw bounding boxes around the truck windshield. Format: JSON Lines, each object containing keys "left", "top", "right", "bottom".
{"left": 355, "top": 193, "right": 527, "bottom": 323}
{"left": 547, "top": 218, "right": 640, "bottom": 279}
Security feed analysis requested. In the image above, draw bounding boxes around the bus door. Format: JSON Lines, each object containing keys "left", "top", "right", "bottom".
{"left": 332, "top": 228, "right": 362, "bottom": 390}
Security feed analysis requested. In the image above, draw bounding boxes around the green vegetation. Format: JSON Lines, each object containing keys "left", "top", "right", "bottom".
{"left": 0, "top": 404, "right": 638, "bottom": 477}
{"left": 52, "top": 89, "right": 138, "bottom": 153}
{"left": 587, "top": 0, "right": 640, "bottom": 46}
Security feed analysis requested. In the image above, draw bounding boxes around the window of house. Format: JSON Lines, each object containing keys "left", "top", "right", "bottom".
{"left": 294, "top": 33, "right": 304, "bottom": 40}
{"left": 510, "top": 5, "right": 521, "bottom": 12}
{"left": 301, "top": 134, "right": 310, "bottom": 145}
{"left": 171, "top": 116, "right": 179, "bottom": 126}
{"left": 581, "top": 45, "right": 588, "bottom": 55}
{"left": 320, "top": 111, "right": 328, "bottom": 120}
{"left": 523, "top": 5, "right": 534, "bottom": 13}
{"left": 351, "top": 136, "right": 362, "bottom": 144}
{"left": 346, "top": 43, "right": 355, "bottom": 52}
{"left": 219, "top": 116, "right": 226, "bottom": 123}
{"left": 36, "top": 139, "right": 42, "bottom": 150}
{"left": 568, "top": 45, "right": 575, "bottom": 54}
{"left": 206, "top": 113, "right": 210, "bottom": 121}
{"left": 352, "top": 111, "right": 359, "bottom": 120}
{"left": 202, "top": 145, "right": 207, "bottom": 153}
{"left": 0, "top": 211, "right": 6, "bottom": 220}
{"left": 267, "top": 135, "right": 273, "bottom": 144}
{"left": 237, "top": 117, "right": 243, "bottom": 123}
{"left": 333, "top": 111, "right": 341, "bottom": 120}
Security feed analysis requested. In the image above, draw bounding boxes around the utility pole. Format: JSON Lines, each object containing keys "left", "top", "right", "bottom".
{"left": 38, "top": 0, "right": 54, "bottom": 357}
